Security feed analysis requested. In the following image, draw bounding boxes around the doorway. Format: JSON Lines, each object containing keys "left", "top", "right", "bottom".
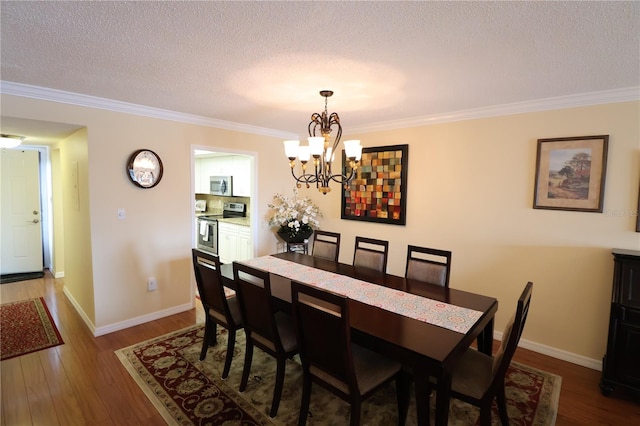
{"left": 0, "top": 146, "right": 50, "bottom": 275}
{"left": 192, "top": 148, "right": 256, "bottom": 222}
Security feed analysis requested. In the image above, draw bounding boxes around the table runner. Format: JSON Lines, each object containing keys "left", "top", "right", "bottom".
{"left": 240, "top": 255, "right": 482, "bottom": 334}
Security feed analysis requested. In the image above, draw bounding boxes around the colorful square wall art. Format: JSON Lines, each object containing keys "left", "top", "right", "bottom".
{"left": 341, "top": 144, "right": 408, "bottom": 225}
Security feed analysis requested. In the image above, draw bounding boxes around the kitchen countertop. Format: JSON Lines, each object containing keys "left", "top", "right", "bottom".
{"left": 195, "top": 212, "right": 250, "bottom": 227}
{"left": 215, "top": 217, "right": 251, "bottom": 227}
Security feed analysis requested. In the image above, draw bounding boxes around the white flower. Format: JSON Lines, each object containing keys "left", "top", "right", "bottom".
{"left": 268, "top": 188, "right": 322, "bottom": 233}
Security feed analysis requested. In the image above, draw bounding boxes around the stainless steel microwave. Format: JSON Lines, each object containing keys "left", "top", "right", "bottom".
{"left": 210, "top": 176, "right": 232, "bottom": 196}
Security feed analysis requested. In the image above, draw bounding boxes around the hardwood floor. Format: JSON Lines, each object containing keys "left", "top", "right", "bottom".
{"left": 1, "top": 271, "right": 639, "bottom": 425}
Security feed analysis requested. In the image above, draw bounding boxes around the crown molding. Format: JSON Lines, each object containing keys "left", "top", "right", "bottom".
{"left": 348, "top": 86, "right": 640, "bottom": 134}
{"left": 0, "top": 81, "right": 297, "bottom": 140}
{"left": 2, "top": 81, "right": 637, "bottom": 137}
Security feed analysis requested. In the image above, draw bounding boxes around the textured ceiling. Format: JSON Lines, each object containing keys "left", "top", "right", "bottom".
{"left": 1, "top": 1, "right": 639, "bottom": 142}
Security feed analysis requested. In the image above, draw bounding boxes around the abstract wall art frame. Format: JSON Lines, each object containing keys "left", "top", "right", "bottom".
{"left": 533, "top": 135, "right": 609, "bottom": 212}
{"left": 341, "top": 144, "right": 408, "bottom": 225}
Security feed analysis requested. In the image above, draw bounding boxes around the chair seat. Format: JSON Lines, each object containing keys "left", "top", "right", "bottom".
{"left": 251, "top": 311, "right": 298, "bottom": 353}
{"left": 275, "top": 312, "right": 298, "bottom": 353}
{"left": 209, "top": 295, "right": 243, "bottom": 326}
{"left": 451, "top": 345, "right": 496, "bottom": 400}
{"left": 310, "top": 343, "right": 401, "bottom": 395}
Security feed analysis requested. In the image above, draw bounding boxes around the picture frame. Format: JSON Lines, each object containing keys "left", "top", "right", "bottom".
{"left": 533, "top": 135, "right": 608, "bottom": 212}
{"left": 341, "top": 144, "right": 408, "bottom": 225}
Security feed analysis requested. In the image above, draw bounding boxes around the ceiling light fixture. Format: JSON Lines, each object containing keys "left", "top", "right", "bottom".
{"left": 0, "top": 134, "right": 25, "bottom": 149}
{"left": 283, "top": 90, "right": 362, "bottom": 194}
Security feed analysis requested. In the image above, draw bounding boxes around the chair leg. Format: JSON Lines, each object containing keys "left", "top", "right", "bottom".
{"left": 497, "top": 386, "right": 509, "bottom": 425}
{"left": 297, "top": 370, "right": 312, "bottom": 426}
{"left": 396, "top": 372, "right": 411, "bottom": 426}
{"left": 270, "top": 357, "right": 286, "bottom": 418}
{"left": 199, "top": 335, "right": 209, "bottom": 361}
{"left": 350, "top": 399, "right": 361, "bottom": 426}
{"left": 479, "top": 399, "right": 493, "bottom": 426}
{"left": 200, "top": 317, "right": 216, "bottom": 360}
{"left": 221, "top": 329, "right": 236, "bottom": 379}
{"left": 239, "top": 336, "right": 253, "bottom": 392}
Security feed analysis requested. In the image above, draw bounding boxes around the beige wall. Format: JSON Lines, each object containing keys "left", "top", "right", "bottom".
{"left": 57, "top": 128, "right": 95, "bottom": 322}
{"left": 1, "top": 93, "right": 638, "bottom": 367}
{"left": 313, "top": 101, "right": 640, "bottom": 365}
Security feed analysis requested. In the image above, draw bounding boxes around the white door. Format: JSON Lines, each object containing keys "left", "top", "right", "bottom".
{"left": 0, "top": 149, "right": 43, "bottom": 274}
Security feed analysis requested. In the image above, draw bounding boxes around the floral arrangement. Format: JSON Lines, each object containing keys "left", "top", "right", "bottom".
{"left": 268, "top": 188, "right": 321, "bottom": 241}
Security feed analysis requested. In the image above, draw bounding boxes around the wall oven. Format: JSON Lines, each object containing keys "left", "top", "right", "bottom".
{"left": 197, "top": 216, "right": 218, "bottom": 254}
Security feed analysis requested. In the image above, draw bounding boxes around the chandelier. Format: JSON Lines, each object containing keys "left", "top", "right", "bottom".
{"left": 283, "top": 90, "right": 362, "bottom": 194}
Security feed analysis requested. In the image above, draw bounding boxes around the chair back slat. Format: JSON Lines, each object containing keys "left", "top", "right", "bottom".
{"left": 233, "top": 262, "right": 282, "bottom": 350}
{"left": 405, "top": 245, "right": 452, "bottom": 287}
{"left": 312, "top": 230, "right": 341, "bottom": 261}
{"left": 353, "top": 236, "right": 389, "bottom": 273}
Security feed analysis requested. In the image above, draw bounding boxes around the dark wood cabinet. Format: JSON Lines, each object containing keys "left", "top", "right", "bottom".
{"left": 600, "top": 249, "right": 640, "bottom": 397}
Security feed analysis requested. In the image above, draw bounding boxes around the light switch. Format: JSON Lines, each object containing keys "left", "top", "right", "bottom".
{"left": 117, "top": 208, "right": 126, "bottom": 220}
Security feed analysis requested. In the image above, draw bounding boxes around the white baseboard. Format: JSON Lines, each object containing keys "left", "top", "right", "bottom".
{"left": 63, "top": 286, "right": 194, "bottom": 337}
{"left": 63, "top": 287, "right": 96, "bottom": 333}
{"left": 495, "top": 330, "right": 602, "bottom": 371}
{"left": 92, "top": 303, "right": 193, "bottom": 337}
{"left": 48, "top": 265, "right": 64, "bottom": 278}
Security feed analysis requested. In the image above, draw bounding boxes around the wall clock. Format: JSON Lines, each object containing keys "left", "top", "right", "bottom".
{"left": 126, "top": 149, "right": 163, "bottom": 188}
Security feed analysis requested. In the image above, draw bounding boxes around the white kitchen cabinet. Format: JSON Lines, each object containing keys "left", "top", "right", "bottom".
{"left": 218, "top": 222, "right": 252, "bottom": 264}
{"left": 217, "top": 222, "right": 238, "bottom": 264}
{"left": 195, "top": 155, "right": 251, "bottom": 196}
{"left": 195, "top": 159, "right": 203, "bottom": 193}
{"left": 232, "top": 155, "right": 252, "bottom": 196}
{"left": 237, "top": 225, "right": 253, "bottom": 261}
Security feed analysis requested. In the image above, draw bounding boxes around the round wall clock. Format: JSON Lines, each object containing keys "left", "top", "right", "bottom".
{"left": 126, "top": 149, "right": 163, "bottom": 188}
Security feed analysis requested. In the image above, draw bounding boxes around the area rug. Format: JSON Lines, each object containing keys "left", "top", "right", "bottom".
{"left": 0, "top": 297, "right": 64, "bottom": 360}
{"left": 117, "top": 325, "right": 561, "bottom": 425}
{"left": 0, "top": 271, "right": 44, "bottom": 284}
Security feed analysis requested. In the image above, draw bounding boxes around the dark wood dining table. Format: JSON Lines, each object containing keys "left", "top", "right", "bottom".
{"left": 220, "top": 252, "right": 498, "bottom": 426}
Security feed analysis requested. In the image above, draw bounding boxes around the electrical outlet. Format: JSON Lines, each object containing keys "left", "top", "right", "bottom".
{"left": 147, "top": 277, "right": 157, "bottom": 291}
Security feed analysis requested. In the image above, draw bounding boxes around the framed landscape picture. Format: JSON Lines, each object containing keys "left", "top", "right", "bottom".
{"left": 533, "top": 135, "right": 609, "bottom": 212}
{"left": 341, "top": 144, "right": 408, "bottom": 225}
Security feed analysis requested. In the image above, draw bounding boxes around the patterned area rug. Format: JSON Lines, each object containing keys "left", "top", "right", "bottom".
{"left": 0, "top": 297, "right": 64, "bottom": 360}
{"left": 116, "top": 325, "right": 561, "bottom": 425}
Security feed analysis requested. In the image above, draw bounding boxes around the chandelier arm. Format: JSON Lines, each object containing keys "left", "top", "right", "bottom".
{"left": 290, "top": 167, "right": 319, "bottom": 185}
{"left": 327, "top": 169, "right": 356, "bottom": 185}
{"left": 330, "top": 124, "right": 342, "bottom": 158}
{"left": 308, "top": 114, "right": 322, "bottom": 136}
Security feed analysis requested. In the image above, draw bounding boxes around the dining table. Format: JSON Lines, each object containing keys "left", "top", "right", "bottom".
{"left": 220, "top": 252, "right": 498, "bottom": 426}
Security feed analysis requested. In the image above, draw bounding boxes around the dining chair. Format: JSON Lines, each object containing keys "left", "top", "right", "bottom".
{"left": 311, "top": 230, "right": 341, "bottom": 261}
{"left": 442, "top": 281, "right": 533, "bottom": 426}
{"left": 404, "top": 245, "right": 452, "bottom": 287}
{"left": 232, "top": 261, "right": 299, "bottom": 418}
{"left": 291, "top": 281, "right": 410, "bottom": 426}
{"left": 191, "top": 249, "right": 243, "bottom": 379}
{"left": 352, "top": 236, "right": 389, "bottom": 273}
